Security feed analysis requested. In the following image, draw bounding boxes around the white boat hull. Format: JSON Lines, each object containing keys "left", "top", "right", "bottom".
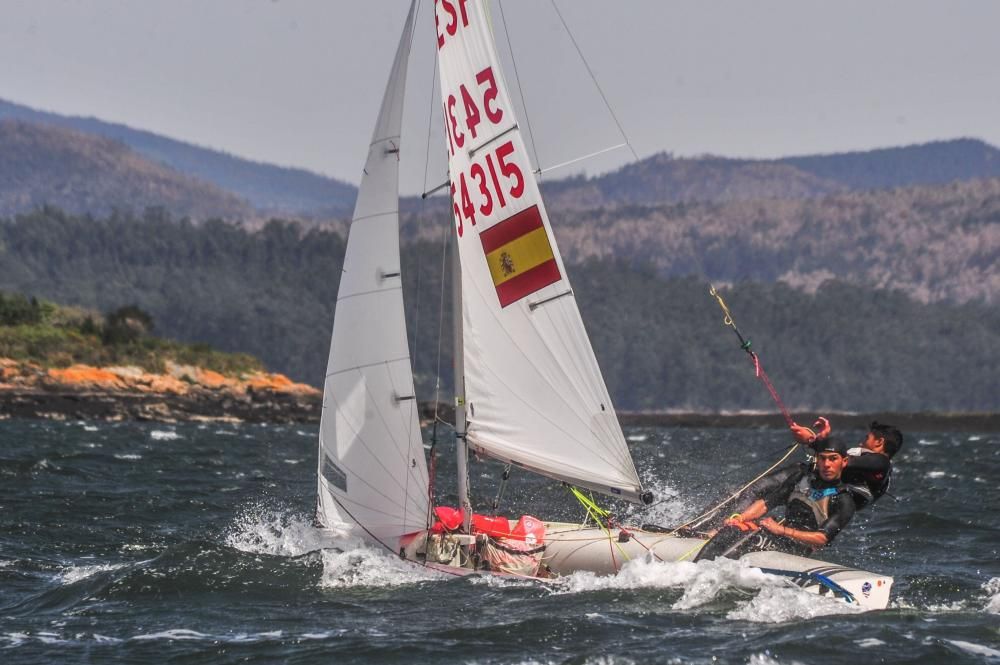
{"left": 399, "top": 521, "right": 893, "bottom": 610}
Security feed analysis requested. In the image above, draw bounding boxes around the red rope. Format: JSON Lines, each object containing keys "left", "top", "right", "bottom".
{"left": 751, "top": 352, "right": 794, "bottom": 427}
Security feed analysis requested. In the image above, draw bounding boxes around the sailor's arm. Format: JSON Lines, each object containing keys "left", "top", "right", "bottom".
{"left": 759, "top": 518, "right": 828, "bottom": 548}
{"left": 733, "top": 499, "right": 768, "bottom": 522}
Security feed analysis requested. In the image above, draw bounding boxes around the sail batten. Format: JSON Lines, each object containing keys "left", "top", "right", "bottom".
{"left": 434, "top": 0, "right": 645, "bottom": 504}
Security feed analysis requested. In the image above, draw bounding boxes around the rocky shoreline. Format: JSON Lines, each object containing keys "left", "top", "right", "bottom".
{"left": 0, "top": 359, "right": 320, "bottom": 423}
{"left": 0, "top": 359, "right": 995, "bottom": 431}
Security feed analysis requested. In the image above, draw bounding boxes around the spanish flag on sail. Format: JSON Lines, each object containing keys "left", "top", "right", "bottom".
{"left": 479, "top": 205, "right": 561, "bottom": 308}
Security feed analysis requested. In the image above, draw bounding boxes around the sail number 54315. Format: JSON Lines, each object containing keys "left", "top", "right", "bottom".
{"left": 451, "top": 141, "right": 524, "bottom": 237}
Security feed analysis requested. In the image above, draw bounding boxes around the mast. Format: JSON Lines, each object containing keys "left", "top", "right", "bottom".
{"left": 451, "top": 230, "right": 473, "bottom": 542}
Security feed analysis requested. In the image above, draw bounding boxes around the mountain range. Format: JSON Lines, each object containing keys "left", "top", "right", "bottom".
{"left": 0, "top": 96, "right": 997, "bottom": 310}
{"left": 4, "top": 96, "right": 1000, "bottom": 220}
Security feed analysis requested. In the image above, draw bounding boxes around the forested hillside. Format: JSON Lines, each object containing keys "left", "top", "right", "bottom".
{"left": 0, "top": 120, "right": 253, "bottom": 221}
{"left": 0, "top": 98, "right": 356, "bottom": 217}
{"left": 1, "top": 208, "right": 995, "bottom": 412}
{"left": 407, "top": 177, "right": 1000, "bottom": 306}
{"left": 540, "top": 139, "right": 1000, "bottom": 210}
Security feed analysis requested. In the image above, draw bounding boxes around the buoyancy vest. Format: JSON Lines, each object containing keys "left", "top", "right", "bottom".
{"left": 845, "top": 447, "right": 892, "bottom": 506}
{"left": 786, "top": 474, "right": 848, "bottom": 529}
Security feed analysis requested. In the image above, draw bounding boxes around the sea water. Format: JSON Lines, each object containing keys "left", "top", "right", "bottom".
{"left": 0, "top": 420, "right": 997, "bottom": 664}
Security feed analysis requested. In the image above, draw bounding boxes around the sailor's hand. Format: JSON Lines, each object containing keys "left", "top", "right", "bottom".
{"left": 724, "top": 515, "right": 759, "bottom": 532}
{"left": 812, "top": 416, "right": 831, "bottom": 440}
{"left": 790, "top": 422, "right": 817, "bottom": 444}
{"left": 759, "top": 517, "right": 783, "bottom": 535}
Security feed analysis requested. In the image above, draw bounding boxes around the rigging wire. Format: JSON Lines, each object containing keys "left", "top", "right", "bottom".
{"left": 548, "top": 0, "right": 639, "bottom": 162}
{"left": 495, "top": 1, "right": 542, "bottom": 173}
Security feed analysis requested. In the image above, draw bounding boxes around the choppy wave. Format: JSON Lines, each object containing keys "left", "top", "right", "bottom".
{"left": 318, "top": 547, "right": 443, "bottom": 588}
{"left": 224, "top": 502, "right": 345, "bottom": 557}
{"left": 946, "top": 640, "right": 1000, "bottom": 660}
{"left": 985, "top": 577, "right": 1000, "bottom": 614}
{"left": 550, "top": 556, "right": 860, "bottom": 620}
{"left": 60, "top": 562, "right": 129, "bottom": 585}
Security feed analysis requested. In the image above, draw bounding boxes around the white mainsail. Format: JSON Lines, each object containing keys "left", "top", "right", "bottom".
{"left": 434, "top": 1, "right": 646, "bottom": 503}
{"left": 317, "top": 0, "right": 429, "bottom": 550}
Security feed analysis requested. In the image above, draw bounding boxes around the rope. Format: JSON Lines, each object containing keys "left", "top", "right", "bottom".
{"left": 491, "top": 464, "right": 512, "bottom": 515}
{"left": 666, "top": 443, "right": 799, "bottom": 536}
{"left": 568, "top": 486, "right": 631, "bottom": 569}
{"left": 709, "top": 285, "right": 794, "bottom": 428}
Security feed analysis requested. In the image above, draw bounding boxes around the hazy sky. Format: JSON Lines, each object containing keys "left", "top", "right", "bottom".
{"left": 2, "top": 1, "right": 998, "bottom": 194}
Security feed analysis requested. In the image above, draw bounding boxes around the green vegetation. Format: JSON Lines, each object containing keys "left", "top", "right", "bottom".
{"left": 0, "top": 207, "right": 997, "bottom": 412}
{"left": 0, "top": 291, "right": 262, "bottom": 376}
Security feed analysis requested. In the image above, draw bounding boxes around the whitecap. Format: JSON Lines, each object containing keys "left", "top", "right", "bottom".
{"left": 747, "top": 655, "right": 807, "bottom": 665}
{"left": 623, "top": 472, "right": 689, "bottom": 527}
{"left": 984, "top": 577, "right": 1000, "bottom": 614}
{"left": 224, "top": 503, "right": 351, "bottom": 557}
{"left": 35, "top": 632, "right": 68, "bottom": 645}
{"left": 282, "top": 459, "right": 302, "bottom": 465}
{"left": 552, "top": 556, "right": 771, "bottom": 611}
{"left": 917, "top": 438, "right": 939, "bottom": 446}
{"left": 150, "top": 430, "right": 181, "bottom": 441}
{"left": 131, "top": 629, "right": 210, "bottom": 641}
{"left": 728, "top": 584, "right": 863, "bottom": 622}
{"left": 925, "top": 470, "right": 946, "bottom": 479}
{"left": 856, "top": 638, "right": 887, "bottom": 648}
{"left": 627, "top": 434, "right": 648, "bottom": 442}
{"left": 60, "top": 562, "right": 127, "bottom": 585}
{"left": 83, "top": 425, "right": 99, "bottom": 432}
{"left": 947, "top": 640, "right": 1000, "bottom": 659}
{"left": 93, "top": 634, "right": 123, "bottom": 644}
{"left": 468, "top": 572, "right": 539, "bottom": 590}
{"left": 114, "top": 453, "right": 142, "bottom": 460}
{"left": 318, "top": 547, "right": 444, "bottom": 588}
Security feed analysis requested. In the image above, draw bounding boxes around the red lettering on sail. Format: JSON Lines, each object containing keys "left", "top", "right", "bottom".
{"left": 436, "top": 0, "right": 471, "bottom": 50}
{"left": 476, "top": 67, "right": 503, "bottom": 125}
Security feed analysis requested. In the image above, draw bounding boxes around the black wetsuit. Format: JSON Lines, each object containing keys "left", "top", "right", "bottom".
{"left": 808, "top": 443, "right": 892, "bottom": 510}
{"left": 842, "top": 450, "right": 891, "bottom": 509}
{"left": 696, "top": 463, "right": 856, "bottom": 560}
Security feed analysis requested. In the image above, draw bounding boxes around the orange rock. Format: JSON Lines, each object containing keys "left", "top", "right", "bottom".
{"left": 245, "top": 372, "right": 319, "bottom": 395}
{"left": 47, "top": 364, "right": 126, "bottom": 390}
{"left": 194, "top": 368, "right": 244, "bottom": 393}
{"left": 146, "top": 375, "right": 191, "bottom": 395}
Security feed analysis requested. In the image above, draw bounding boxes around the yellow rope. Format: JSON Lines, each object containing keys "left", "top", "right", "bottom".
{"left": 709, "top": 285, "right": 736, "bottom": 328}
{"left": 568, "top": 486, "right": 631, "bottom": 565}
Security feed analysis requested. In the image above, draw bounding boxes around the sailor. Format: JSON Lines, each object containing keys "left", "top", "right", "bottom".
{"left": 792, "top": 418, "right": 903, "bottom": 509}
{"left": 695, "top": 437, "right": 856, "bottom": 560}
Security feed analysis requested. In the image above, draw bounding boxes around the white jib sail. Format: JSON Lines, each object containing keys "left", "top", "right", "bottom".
{"left": 434, "top": 1, "right": 645, "bottom": 503}
{"left": 317, "top": 0, "right": 429, "bottom": 550}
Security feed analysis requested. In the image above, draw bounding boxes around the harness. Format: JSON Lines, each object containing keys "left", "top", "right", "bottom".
{"left": 787, "top": 474, "right": 847, "bottom": 528}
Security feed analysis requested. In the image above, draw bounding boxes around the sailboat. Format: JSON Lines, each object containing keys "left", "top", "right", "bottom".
{"left": 316, "top": 0, "right": 892, "bottom": 610}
